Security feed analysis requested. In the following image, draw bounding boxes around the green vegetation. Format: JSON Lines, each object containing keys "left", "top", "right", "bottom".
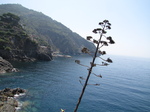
{"left": 0, "top": 13, "right": 29, "bottom": 50}
{"left": 4, "top": 46, "right": 11, "bottom": 51}
{"left": 0, "top": 4, "right": 95, "bottom": 55}
{"left": 0, "top": 38, "right": 8, "bottom": 43}
{"left": 0, "top": 12, "right": 20, "bottom": 25}
{"left": 0, "top": 12, "right": 45, "bottom": 61}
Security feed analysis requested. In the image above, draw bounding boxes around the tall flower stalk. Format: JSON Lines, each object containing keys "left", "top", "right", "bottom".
{"left": 74, "top": 20, "right": 115, "bottom": 112}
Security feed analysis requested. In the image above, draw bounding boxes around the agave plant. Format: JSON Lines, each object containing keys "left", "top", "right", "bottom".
{"left": 74, "top": 20, "right": 115, "bottom": 112}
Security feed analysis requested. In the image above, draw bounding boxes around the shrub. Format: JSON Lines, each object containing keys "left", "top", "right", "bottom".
{"left": 4, "top": 46, "right": 12, "bottom": 51}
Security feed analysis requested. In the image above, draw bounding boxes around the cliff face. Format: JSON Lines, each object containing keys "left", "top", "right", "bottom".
{"left": 0, "top": 4, "right": 96, "bottom": 55}
{"left": 0, "top": 57, "right": 18, "bottom": 74}
{"left": 0, "top": 13, "right": 52, "bottom": 61}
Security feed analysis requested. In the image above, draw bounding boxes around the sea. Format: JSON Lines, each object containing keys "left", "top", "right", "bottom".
{"left": 0, "top": 55, "right": 150, "bottom": 112}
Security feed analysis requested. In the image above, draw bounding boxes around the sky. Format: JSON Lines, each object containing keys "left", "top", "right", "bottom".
{"left": 0, "top": 0, "right": 150, "bottom": 58}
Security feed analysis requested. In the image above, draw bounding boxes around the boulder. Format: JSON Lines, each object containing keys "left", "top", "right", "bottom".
{"left": 0, "top": 88, "right": 26, "bottom": 112}
{"left": 0, "top": 57, "right": 18, "bottom": 74}
{"left": 0, "top": 88, "right": 26, "bottom": 96}
{"left": 0, "top": 98, "right": 17, "bottom": 112}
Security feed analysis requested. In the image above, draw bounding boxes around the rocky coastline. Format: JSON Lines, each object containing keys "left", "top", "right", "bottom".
{"left": 0, "top": 57, "right": 18, "bottom": 74}
{"left": 0, "top": 12, "right": 53, "bottom": 74}
{"left": 0, "top": 45, "right": 53, "bottom": 74}
{"left": 0, "top": 88, "right": 26, "bottom": 112}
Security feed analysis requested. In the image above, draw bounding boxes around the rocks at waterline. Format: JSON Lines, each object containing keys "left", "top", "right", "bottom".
{"left": 0, "top": 57, "right": 18, "bottom": 74}
{"left": 0, "top": 88, "right": 26, "bottom": 112}
{"left": 0, "top": 88, "right": 26, "bottom": 97}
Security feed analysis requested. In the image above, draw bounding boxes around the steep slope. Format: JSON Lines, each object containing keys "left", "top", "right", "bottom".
{"left": 0, "top": 4, "right": 95, "bottom": 55}
{"left": 0, "top": 13, "right": 52, "bottom": 61}
{"left": 0, "top": 57, "right": 18, "bottom": 73}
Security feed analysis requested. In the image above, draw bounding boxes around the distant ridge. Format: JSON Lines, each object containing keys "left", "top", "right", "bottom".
{"left": 0, "top": 4, "right": 95, "bottom": 55}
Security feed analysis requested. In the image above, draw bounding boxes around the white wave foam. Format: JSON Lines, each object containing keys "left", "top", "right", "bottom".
{"left": 15, "top": 101, "right": 23, "bottom": 110}
{"left": 14, "top": 93, "right": 26, "bottom": 98}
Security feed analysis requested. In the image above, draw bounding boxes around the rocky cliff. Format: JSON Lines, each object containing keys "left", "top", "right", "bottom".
{"left": 0, "top": 13, "right": 52, "bottom": 62}
{"left": 0, "top": 4, "right": 96, "bottom": 55}
{"left": 0, "top": 57, "right": 18, "bottom": 74}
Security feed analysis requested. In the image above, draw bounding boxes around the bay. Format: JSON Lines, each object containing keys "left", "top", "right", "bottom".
{"left": 0, "top": 55, "right": 150, "bottom": 112}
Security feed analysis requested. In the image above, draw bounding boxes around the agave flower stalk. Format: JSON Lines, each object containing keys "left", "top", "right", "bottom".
{"left": 74, "top": 20, "right": 115, "bottom": 112}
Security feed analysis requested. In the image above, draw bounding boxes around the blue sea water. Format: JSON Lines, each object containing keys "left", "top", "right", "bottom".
{"left": 0, "top": 55, "right": 150, "bottom": 112}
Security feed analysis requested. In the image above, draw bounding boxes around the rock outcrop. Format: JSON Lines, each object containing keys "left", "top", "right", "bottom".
{"left": 0, "top": 13, "right": 53, "bottom": 62}
{"left": 0, "top": 4, "right": 96, "bottom": 55}
{"left": 0, "top": 88, "right": 26, "bottom": 112}
{"left": 0, "top": 57, "right": 18, "bottom": 74}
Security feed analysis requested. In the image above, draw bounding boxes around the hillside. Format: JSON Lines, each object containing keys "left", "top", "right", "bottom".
{"left": 0, "top": 13, "right": 52, "bottom": 61}
{"left": 0, "top": 4, "right": 95, "bottom": 55}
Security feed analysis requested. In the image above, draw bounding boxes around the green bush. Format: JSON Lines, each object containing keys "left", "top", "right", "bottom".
{"left": 0, "top": 31, "right": 6, "bottom": 35}
{"left": 0, "top": 38, "right": 6, "bottom": 43}
{"left": 6, "top": 32, "right": 12, "bottom": 35}
{"left": 4, "top": 46, "right": 11, "bottom": 51}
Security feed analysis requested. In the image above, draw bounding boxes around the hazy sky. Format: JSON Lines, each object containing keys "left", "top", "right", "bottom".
{"left": 0, "top": 0, "right": 150, "bottom": 58}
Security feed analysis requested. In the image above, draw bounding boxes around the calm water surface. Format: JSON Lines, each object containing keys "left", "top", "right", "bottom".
{"left": 0, "top": 55, "right": 150, "bottom": 112}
